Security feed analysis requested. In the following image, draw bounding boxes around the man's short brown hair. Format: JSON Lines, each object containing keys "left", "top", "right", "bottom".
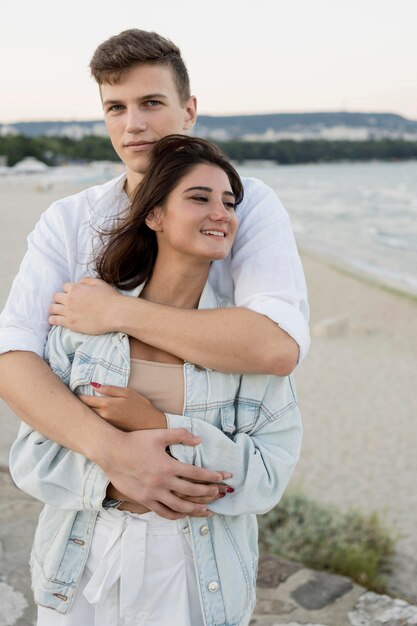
{"left": 89, "top": 29, "right": 191, "bottom": 103}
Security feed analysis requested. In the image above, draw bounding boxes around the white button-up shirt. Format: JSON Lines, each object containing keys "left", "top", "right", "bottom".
{"left": 0, "top": 172, "right": 310, "bottom": 361}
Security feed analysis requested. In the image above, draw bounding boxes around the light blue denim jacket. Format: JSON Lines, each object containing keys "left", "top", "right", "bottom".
{"left": 10, "top": 282, "right": 302, "bottom": 626}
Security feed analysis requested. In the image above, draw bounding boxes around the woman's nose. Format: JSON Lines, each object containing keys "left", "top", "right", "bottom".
{"left": 209, "top": 200, "right": 231, "bottom": 221}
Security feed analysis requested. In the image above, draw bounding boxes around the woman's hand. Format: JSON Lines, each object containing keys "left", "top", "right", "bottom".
{"left": 79, "top": 384, "right": 167, "bottom": 431}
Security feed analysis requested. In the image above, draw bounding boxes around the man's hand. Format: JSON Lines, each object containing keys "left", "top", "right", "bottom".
{"left": 48, "top": 277, "right": 119, "bottom": 334}
{"left": 81, "top": 385, "right": 230, "bottom": 508}
{"left": 79, "top": 384, "right": 167, "bottom": 431}
{"left": 103, "top": 428, "right": 233, "bottom": 520}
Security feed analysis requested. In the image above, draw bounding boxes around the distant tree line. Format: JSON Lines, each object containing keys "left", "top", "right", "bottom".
{"left": 1, "top": 134, "right": 417, "bottom": 167}
{"left": 0, "top": 135, "right": 117, "bottom": 166}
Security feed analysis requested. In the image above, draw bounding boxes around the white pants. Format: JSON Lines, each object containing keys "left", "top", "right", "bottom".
{"left": 37, "top": 509, "right": 205, "bottom": 626}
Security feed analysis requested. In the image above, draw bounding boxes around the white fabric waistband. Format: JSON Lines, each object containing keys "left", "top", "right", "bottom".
{"left": 83, "top": 510, "right": 186, "bottom": 625}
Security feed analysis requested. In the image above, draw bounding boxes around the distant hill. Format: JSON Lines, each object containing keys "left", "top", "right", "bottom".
{"left": 2, "top": 112, "right": 417, "bottom": 141}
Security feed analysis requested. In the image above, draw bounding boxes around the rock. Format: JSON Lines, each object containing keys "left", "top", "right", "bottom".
{"left": 348, "top": 591, "right": 417, "bottom": 625}
{"left": 291, "top": 570, "right": 353, "bottom": 610}
{"left": 257, "top": 555, "right": 302, "bottom": 589}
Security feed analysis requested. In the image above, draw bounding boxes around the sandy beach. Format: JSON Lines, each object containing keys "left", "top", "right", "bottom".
{"left": 0, "top": 176, "right": 416, "bottom": 602}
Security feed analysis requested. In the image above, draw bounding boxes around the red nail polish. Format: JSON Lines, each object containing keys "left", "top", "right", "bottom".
{"left": 226, "top": 487, "right": 234, "bottom": 493}
{"left": 220, "top": 493, "right": 226, "bottom": 498}
{"left": 90, "top": 382, "right": 101, "bottom": 388}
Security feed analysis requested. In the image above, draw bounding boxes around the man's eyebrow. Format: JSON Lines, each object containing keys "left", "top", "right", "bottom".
{"left": 140, "top": 93, "right": 168, "bottom": 100}
{"left": 102, "top": 93, "right": 168, "bottom": 106}
{"left": 184, "top": 186, "right": 236, "bottom": 197}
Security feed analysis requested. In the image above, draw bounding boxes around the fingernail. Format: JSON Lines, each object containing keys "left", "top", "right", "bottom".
{"left": 90, "top": 382, "right": 101, "bottom": 389}
{"left": 226, "top": 487, "right": 234, "bottom": 493}
{"left": 220, "top": 492, "right": 226, "bottom": 498}
{"left": 222, "top": 473, "right": 233, "bottom": 479}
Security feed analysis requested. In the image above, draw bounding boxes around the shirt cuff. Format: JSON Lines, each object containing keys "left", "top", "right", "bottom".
{"left": 0, "top": 328, "right": 45, "bottom": 358}
{"left": 244, "top": 297, "right": 311, "bottom": 364}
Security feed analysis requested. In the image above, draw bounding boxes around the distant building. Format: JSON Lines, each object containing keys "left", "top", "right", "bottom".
{"left": 13, "top": 157, "right": 48, "bottom": 173}
{"left": 91, "top": 123, "right": 107, "bottom": 137}
{"left": 0, "top": 125, "right": 18, "bottom": 137}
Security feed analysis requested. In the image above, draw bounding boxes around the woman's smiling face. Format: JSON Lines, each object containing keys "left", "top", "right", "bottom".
{"left": 146, "top": 162, "right": 239, "bottom": 265}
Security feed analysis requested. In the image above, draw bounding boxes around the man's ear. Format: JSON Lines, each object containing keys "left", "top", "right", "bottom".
{"left": 145, "top": 207, "right": 163, "bottom": 232}
{"left": 183, "top": 95, "right": 197, "bottom": 131}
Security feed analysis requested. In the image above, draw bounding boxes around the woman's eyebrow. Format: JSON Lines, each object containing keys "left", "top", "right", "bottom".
{"left": 184, "top": 186, "right": 236, "bottom": 197}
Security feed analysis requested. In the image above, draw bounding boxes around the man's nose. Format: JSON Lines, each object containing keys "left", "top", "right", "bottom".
{"left": 126, "top": 108, "right": 147, "bottom": 133}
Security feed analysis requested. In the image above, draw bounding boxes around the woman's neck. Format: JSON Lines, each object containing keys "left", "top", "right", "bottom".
{"left": 141, "top": 257, "right": 210, "bottom": 309}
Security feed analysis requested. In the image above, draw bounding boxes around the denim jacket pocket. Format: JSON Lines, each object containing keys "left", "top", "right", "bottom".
{"left": 32, "top": 508, "right": 78, "bottom": 581}
{"left": 68, "top": 360, "right": 98, "bottom": 394}
{"left": 220, "top": 405, "right": 236, "bottom": 435}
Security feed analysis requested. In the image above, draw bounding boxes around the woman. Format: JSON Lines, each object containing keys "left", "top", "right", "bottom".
{"left": 10, "top": 135, "right": 302, "bottom": 626}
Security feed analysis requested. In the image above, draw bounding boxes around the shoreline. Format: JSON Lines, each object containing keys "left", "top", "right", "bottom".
{"left": 298, "top": 244, "right": 417, "bottom": 303}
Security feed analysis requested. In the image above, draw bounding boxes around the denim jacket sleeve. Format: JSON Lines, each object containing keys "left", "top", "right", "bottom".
{"left": 166, "top": 376, "right": 303, "bottom": 516}
{"left": 9, "top": 424, "right": 109, "bottom": 511}
{"left": 9, "top": 325, "right": 109, "bottom": 511}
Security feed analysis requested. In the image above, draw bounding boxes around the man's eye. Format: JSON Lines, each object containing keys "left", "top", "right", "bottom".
{"left": 108, "top": 104, "right": 124, "bottom": 112}
{"left": 145, "top": 100, "right": 162, "bottom": 107}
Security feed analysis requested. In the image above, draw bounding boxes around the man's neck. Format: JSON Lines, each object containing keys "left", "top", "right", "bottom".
{"left": 124, "top": 170, "right": 145, "bottom": 198}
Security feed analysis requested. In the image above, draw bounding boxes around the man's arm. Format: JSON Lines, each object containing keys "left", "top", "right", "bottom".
{"left": 48, "top": 180, "right": 309, "bottom": 375}
{"left": 49, "top": 279, "right": 298, "bottom": 376}
{"left": 1, "top": 351, "right": 229, "bottom": 519}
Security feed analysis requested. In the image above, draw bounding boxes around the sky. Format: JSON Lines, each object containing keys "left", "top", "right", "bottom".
{"left": 2, "top": 0, "right": 417, "bottom": 123}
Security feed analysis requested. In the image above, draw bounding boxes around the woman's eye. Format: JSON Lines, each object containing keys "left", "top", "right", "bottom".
{"left": 191, "top": 195, "right": 208, "bottom": 202}
{"left": 224, "top": 202, "right": 236, "bottom": 210}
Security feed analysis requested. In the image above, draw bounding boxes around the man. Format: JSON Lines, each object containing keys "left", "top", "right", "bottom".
{"left": 0, "top": 29, "right": 309, "bottom": 519}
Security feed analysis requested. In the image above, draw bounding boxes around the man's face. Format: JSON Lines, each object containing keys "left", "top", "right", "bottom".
{"left": 101, "top": 64, "right": 197, "bottom": 194}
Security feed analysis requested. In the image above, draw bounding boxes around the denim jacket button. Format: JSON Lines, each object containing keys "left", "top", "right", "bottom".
{"left": 208, "top": 581, "right": 219, "bottom": 592}
{"left": 200, "top": 525, "right": 209, "bottom": 536}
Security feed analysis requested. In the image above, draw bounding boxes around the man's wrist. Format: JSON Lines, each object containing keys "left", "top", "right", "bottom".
{"left": 84, "top": 416, "right": 126, "bottom": 470}
{"left": 117, "top": 295, "right": 147, "bottom": 337}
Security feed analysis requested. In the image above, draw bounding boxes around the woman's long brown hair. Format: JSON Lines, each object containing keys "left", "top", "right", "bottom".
{"left": 95, "top": 134, "right": 244, "bottom": 290}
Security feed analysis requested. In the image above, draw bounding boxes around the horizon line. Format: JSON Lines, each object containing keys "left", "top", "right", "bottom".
{"left": 1, "top": 109, "right": 417, "bottom": 125}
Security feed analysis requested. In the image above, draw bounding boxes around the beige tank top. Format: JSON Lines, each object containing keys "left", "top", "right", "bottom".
{"left": 128, "top": 358, "right": 184, "bottom": 416}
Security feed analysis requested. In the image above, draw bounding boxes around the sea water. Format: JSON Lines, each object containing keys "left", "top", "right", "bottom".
{"left": 237, "top": 160, "right": 417, "bottom": 296}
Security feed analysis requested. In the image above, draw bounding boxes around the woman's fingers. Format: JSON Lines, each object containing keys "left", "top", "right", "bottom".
{"left": 169, "top": 476, "right": 228, "bottom": 499}
{"left": 160, "top": 492, "right": 214, "bottom": 517}
{"left": 88, "top": 384, "right": 129, "bottom": 397}
{"left": 172, "top": 491, "right": 225, "bottom": 504}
